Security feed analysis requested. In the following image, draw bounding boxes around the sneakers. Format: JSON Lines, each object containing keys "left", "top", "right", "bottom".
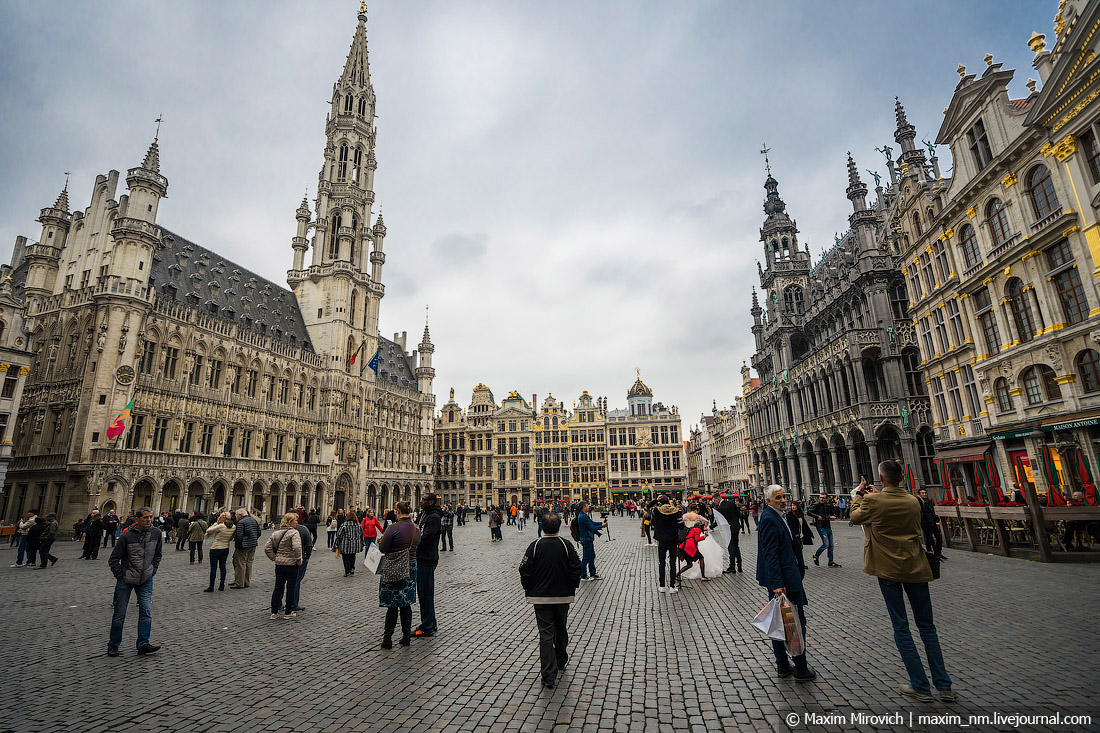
{"left": 658, "top": 586, "right": 668, "bottom": 593}
{"left": 828, "top": 562, "right": 842, "bottom": 568}
{"left": 413, "top": 629, "right": 435, "bottom": 637}
{"left": 106, "top": 645, "right": 120, "bottom": 657}
{"left": 284, "top": 611, "right": 297, "bottom": 619}
{"left": 9, "top": 563, "right": 20, "bottom": 568}
{"left": 938, "top": 689, "right": 956, "bottom": 702}
{"left": 900, "top": 684, "right": 934, "bottom": 702}
{"left": 590, "top": 574, "right": 602, "bottom": 580}
{"left": 668, "top": 586, "right": 680, "bottom": 594}
{"left": 50, "top": 557, "right": 58, "bottom": 566}
{"left": 137, "top": 643, "right": 160, "bottom": 655}
{"left": 812, "top": 555, "right": 820, "bottom": 566}
{"left": 270, "top": 612, "right": 281, "bottom": 620}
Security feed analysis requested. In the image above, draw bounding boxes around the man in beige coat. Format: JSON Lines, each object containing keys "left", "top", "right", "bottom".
{"left": 850, "top": 460, "right": 954, "bottom": 704}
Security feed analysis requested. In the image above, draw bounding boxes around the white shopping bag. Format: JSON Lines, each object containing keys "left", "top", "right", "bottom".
{"left": 364, "top": 543, "right": 383, "bottom": 574}
{"left": 751, "top": 596, "right": 786, "bottom": 641}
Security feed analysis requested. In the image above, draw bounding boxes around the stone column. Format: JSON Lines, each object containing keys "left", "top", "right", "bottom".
{"left": 830, "top": 448, "right": 843, "bottom": 493}
{"left": 847, "top": 444, "right": 859, "bottom": 485}
{"left": 798, "top": 451, "right": 813, "bottom": 498}
{"left": 868, "top": 442, "right": 881, "bottom": 488}
{"left": 785, "top": 455, "right": 798, "bottom": 498}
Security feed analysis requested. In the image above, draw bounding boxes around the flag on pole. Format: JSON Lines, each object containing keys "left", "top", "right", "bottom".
{"left": 348, "top": 340, "right": 365, "bottom": 366}
{"left": 368, "top": 347, "right": 380, "bottom": 375}
{"left": 106, "top": 396, "right": 134, "bottom": 440}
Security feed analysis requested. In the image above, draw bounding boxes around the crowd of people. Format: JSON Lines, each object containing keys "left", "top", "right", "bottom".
{"left": 5, "top": 465, "right": 954, "bottom": 703}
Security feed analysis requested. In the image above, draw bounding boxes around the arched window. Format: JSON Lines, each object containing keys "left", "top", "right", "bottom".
{"left": 902, "top": 349, "right": 925, "bottom": 396}
{"left": 916, "top": 428, "right": 937, "bottom": 486}
{"left": 1006, "top": 278, "right": 1038, "bottom": 342}
{"left": 350, "top": 215, "right": 359, "bottom": 261}
{"left": 1027, "top": 164, "right": 1059, "bottom": 219}
{"left": 350, "top": 290, "right": 358, "bottom": 324}
{"left": 1021, "top": 365, "right": 1060, "bottom": 405}
{"left": 328, "top": 214, "right": 341, "bottom": 259}
{"left": 357, "top": 96, "right": 366, "bottom": 117}
{"left": 352, "top": 146, "right": 363, "bottom": 185}
{"left": 994, "top": 378, "right": 1013, "bottom": 412}
{"left": 337, "top": 143, "right": 349, "bottom": 181}
{"left": 343, "top": 93, "right": 353, "bottom": 113}
{"left": 783, "top": 286, "right": 804, "bottom": 315}
{"left": 987, "top": 198, "right": 1010, "bottom": 247}
{"left": 912, "top": 210, "right": 923, "bottom": 235}
{"left": 1077, "top": 349, "right": 1100, "bottom": 393}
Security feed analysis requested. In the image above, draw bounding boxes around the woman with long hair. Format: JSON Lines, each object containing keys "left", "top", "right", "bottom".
{"left": 334, "top": 510, "right": 364, "bottom": 577}
{"left": 204, "top": 512, "right": 235, "bottom": 592}
{"left": 361, "top": 508, "right": 383, "bottom": 553}
{"left": 377, "top": 501, "right": 419, "bottom": 649}
{"left": 326, "top": 510, "right": 338, "bottom": 549}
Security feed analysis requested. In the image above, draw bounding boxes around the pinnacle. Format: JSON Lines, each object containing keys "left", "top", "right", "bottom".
{"left": 296, "top": 195, "right": 311, "bottom": 218}
{"left": 895, "top": 96, "right": 910, "bottom": 129}
{"left": 141, "top": 138, "right": 160, "bottom": 173}
{"left": 53, "top": 184, "right": 70, "bottom": 213}
{"left": 846, "top": 153, "right": 862, "bottom": 187}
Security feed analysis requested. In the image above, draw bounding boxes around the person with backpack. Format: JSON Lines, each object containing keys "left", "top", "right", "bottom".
{"left": 519, "top": 512, "right": 582, "bottom": 689}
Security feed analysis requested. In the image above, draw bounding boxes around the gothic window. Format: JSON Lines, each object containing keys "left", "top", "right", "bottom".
{"left": 344, "top": 92, "right": 353, "bottom": 113}
{"left": 328, "top": 214, "right": 341, "bottom": 259}
{"left": 1021, "top": 365, "right": 1060, "bottom": 405}
{"left": 958, "top": 224, "right": 980, "bottom": 269}
{"left": 161, "top": 346, "right": 179, "bottom": 380}
{"left": 1077, "top": 349, "right": 1100, "bottom": 393}
{"left": 353, "top": 146, "right": 363, "bottom": 185}
{"left": 350, "top": 215, "right": 359, "bottom": 261}
{"left": 783, "top": 286, "right": 804, "bottom": 315}
{"left": 912, "top": 210, "right": 923, "bottom": 236}
{"left": 350, "top": 290, "right": 358, "bottom": 324}
{"left": 1046, "top": 240, "right": 1087, "bottom": 325}
{"left": 337, "top": 143, "right": 349, "bottom": 181}
{"left": 1026, "top": 164, "right": 1059, "bottom": 219}
{"left": 967, "top": 118, "right": 993, "bottom": 170}
{"left": 917, "top": 428, "right": 936, "bottom": 486}
{"left": 357, "top": 96, "right": 366, "bottom": 117}
{"left": 1006, "top": 278, "right": 1038, "bottom": 342}
{"left": 902, "top": 349, "right": 924, "bottom": 396}
{"left": 986, "top": 198, "right": 1010, "bottom": 248}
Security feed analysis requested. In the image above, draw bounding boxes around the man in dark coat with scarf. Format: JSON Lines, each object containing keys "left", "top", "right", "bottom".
{"left": 81, "top": 510, "right": 107, "bottom": 559}
{"left": 756, "top": 485, "right": 815, "bottom": 682}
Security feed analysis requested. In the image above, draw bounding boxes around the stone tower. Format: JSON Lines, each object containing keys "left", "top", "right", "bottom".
{"left": 289, "top": 1, "right": 383, "bottom": 369}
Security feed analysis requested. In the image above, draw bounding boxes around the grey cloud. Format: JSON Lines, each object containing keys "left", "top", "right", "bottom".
{"left": 429, "top": 232, "right": 489, "bottom": 267}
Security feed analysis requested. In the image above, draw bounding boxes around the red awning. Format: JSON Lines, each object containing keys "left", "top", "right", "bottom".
{"left": 936, "top": 446, "right": 991, "bottom": 464}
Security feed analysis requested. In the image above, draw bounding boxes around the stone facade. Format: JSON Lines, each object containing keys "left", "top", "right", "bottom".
{"left": 533, "top": 394, "right": 571, "bottom": 502}
{"left": 901, "top": 0, "right": 1100, "bottom": 501}
{"left": 434, "top": 388, "right": 466, "bottom": 505}
{"left": 2, "top": 6, "right": 434, "bottom": 524}
{"left": 688, "top": 398, "right": 752, "bottom": 496}
{"left": 565, "top": 391, "right": 608, "bottom": 503}
{"left": 0, "top": 268, "right": 33, "bottom": 510}
{"left": 493, "top": 391, "right": 535, "bottom": 505}
{"left": 606, "top": 377, "right": 686, "bottom": 499}
{"left": 744, "top": 136, "right": 932, "bottom": 499}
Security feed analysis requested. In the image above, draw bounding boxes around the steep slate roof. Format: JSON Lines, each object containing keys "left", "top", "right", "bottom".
{"left": 154, "top": 228, "right": 313, "bottom": 350}
{"left": 376, "top": 334, "right": 417, "bottom": 389}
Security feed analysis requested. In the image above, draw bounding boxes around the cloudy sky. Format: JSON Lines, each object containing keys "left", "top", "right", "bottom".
{"left": 0, "top": 0, "right": 1051, "bottom": 428}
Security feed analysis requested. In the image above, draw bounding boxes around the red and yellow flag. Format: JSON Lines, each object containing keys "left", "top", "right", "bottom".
{"left": 106, "top": 396, "right": 134, "bottom": 440}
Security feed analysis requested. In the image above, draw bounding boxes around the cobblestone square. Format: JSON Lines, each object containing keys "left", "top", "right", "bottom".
{"left": 2, "top": 518, "right": 1098, "bottom": 732}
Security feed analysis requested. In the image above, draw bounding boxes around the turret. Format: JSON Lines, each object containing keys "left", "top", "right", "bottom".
{"left": 894, "top": 97, "right": 929, "bottom": 182}
{"left": 24, "top": 182, "right": 71, "bottom": 301}
{"left": 416, "top": 320, "right": 435, "bottom": 396}
{"left": 845, "top": 155, "right": 878, "bottom": 255}
{"left": 108, "top": 137, "right": 167, "bottom": 288}
{"left": 292, "top": 193, "right": 311, "bottom": 271}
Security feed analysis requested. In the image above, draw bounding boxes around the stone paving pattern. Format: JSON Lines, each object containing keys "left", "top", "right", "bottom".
{"left": 1, "top": 517, "right": 1098, "bottom": 732}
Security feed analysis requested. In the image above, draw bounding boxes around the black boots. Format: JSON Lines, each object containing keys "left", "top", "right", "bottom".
{"left": 399, "top": 634, "right": 411, "bottom": 647}
{"left": 381, "top": 636, "right": 393, "bottom": 650}
{"left": 203, "top": 585, "right": 214, "bottom": 593}
{"left": 218, "top": 581, "right": 225, "bottom": 591}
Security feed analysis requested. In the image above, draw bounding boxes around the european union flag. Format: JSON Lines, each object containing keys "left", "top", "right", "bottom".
{"left": 368, "top": 348, "right": 380, "bottom": 374}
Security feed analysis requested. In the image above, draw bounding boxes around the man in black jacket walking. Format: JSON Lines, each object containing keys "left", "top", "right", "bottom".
{"left": 107, "top": 507, "right": 162, "bottom": 657}
{"left": 414, "top": 494, "right": 442, "bottom": 637}
{"left": 716, "top": 494, "right": 743, "bottom": 573}
{"left": 519, "top": 512, "right": 581, "bottom": 689}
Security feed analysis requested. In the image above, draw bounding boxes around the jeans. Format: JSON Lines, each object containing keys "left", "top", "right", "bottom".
{"left": 536, "top": 521, "right": 542, "bottom": 538}
{"left": 189, "top": 540, "right": 203, "bottom": 563}
{"left": 878, "top": 579, "right": 951, "bottom": 694}
{"left": 327, "top": 531, "right": 336, "bottom": 549}
{"left": 364, "top": 536, "right": 377, "bottom": 554}
{"left": 288, "top": 559, "right": 307, "bottom": 611}
{"left": 813, "top": 528, "right": 834, "bottom": 563}
{"left": 417, "top": 561, "right": 437, "bottom": 632}
{"left": 657, "top": 541, "right": 677, "bottom": 587}
{"left": 533, "top": 604, "right": 569, "bottom": 683}
{"left": 15, "top": 535, "right": 27, "bottom": 564}
{"left": 38, "top": 539, "right": 57, "bottom": 567}
{"left": 580, "top": 540, "right": 597, "bottom": 578}
{"left": 208, "top": 548, "right": 229, "bottom": 587}
{"left": 270, "top": 564, "right": 298, "bottom": 614}
{"left": 517, "top": 517, "right": 525, "bottom": 531}
{"left": 110, "top": 578, "right": 153, "bottom": 649}
{"left": 765, "top": 590, "right": 808, "bottom": 672}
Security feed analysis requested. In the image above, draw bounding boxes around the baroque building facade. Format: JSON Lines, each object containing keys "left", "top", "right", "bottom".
{"left": 2, "top": 6, "right": 434, "bottom": 524}
{"left": 899, "top": 0, "right": 1100, "bottom": 502}
{"left": 745, "top": 136, "right": 933, "bottom": 499}
{"left": 434, "top": 389, "right": 466, "bottom": 505}
{"left": 606, "top": 377, "right": 686, "bottom": 500}
{"left": 566, "top": 391, "right": 608, "bottom": 503}
{"left": 687, "top": 398, "right": 752, "bottom": 496}
{"left": 493, "top": 391, "right": 535, "bottom": 505}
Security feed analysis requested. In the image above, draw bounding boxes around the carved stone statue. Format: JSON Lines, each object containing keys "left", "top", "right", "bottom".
{"left": 118, "top": 330, "right": 127, "bottom": 354}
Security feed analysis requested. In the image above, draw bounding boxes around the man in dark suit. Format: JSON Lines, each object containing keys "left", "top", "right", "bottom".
{"left": 716, "top": 494, "right": 742, "bottom": 573}
{"left": 756, "top": 485, "right": 815, "bottom": 682}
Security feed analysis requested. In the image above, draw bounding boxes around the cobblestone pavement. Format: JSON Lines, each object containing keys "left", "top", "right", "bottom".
{"left": 1, "top": 517, "right": 1098, "bottom": 733}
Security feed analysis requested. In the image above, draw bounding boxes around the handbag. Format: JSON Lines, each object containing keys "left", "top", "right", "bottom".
{"left": 801, "top": 517, "right": 815, "bottom": 545}
{"left": 381, "top": 546, "right": 411, "bottom": 583}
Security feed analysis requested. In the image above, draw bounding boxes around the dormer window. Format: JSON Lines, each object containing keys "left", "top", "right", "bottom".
{"left": 967, "top": 118, "right": 992, "bottom": 170}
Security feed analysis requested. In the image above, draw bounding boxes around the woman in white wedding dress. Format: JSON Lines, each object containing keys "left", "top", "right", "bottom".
{"left": 678, "top": 506, "right": 730, "bottom": 580}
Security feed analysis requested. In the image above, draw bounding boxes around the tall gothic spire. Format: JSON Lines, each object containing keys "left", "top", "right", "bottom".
{"left": 342, "top": 1, "right": 372, "bottom": 89}
{"left": 141, "top": 137, "right": 161, "bottom": 173}
{"left": 846, "top": 152, "right": 868, "bottom": 211}
{"left": 53, "top": 180, "right": 70, "bottom": 213}
{"left": 894, "top": 96, "right": 916, "bottom": 152}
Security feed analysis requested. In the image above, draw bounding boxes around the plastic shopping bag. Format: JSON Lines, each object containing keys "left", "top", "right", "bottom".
{"left": 778, "top": 593, "right": 805, "bottom": 657}
{"left": 364, "top": 543, "right": 383, "bottom": 574}
{"left": 751, "top": 596, "right": 786, "bottom": 641}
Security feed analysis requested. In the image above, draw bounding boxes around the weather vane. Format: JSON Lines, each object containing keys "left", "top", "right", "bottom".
{"left": 154, "top": 114, "right": 164, "bottom": 142}
{"left": 760, "top": 144, "right": 772, "bottom": 175}
{"left": 63, "top": 171, "right": 70, "bottom": 190}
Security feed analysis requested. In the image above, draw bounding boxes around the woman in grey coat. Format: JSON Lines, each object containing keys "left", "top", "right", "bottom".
{"left": 334, "top": 511, "right": 364, "bottom": 577}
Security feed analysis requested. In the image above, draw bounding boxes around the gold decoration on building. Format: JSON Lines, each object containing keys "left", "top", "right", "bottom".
{"left": 967, "top": 207, "right": 977, "bottom": 218}
{"left": 944, "top": 227, "right": 955, "bottom": 239}
{"left": 1001, "top": 172, "right": 1018, "bottom": 188}
{"left": 1063, "top": 225, "right": 1082, "bottom": 236}
{"left": 1040, "top": 133, "right": 1078, "bottom": 161}
{"left": 984, "top": 53, "right": 994, "bottom": 66}
{"left": 1029, "top": 32, "right": 1047, "bottom": 53}
{"left": 957, "top": 64, "right": 967, "bottom": 78}
{"left": 1026, "top": 78, "right": 1038, "bottom": 93}
{"left": 19, "top": 367, "right": 29, "bottom": 375}
{"left": 1055, "top": 0, "right": 1068, "bottom": 36}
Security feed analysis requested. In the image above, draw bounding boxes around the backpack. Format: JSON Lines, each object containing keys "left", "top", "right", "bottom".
{"left": 569, "top": 517, "right": 580, "bottom": 541}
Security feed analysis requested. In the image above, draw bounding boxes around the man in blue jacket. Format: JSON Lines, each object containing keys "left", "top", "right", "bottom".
{"left": 756, "top": 485, "right": 815, "bottom": 682}
{"left": 577, "top": 502, "right": 606, "bottom": 581}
